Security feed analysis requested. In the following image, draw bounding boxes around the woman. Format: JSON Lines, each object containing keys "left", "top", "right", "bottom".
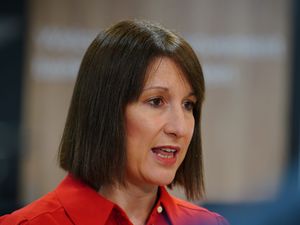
{"left": 0, "top": 20, "right": 229, "bottom": 225}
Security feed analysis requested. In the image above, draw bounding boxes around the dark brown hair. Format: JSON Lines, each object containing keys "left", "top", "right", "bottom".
{"left": 59, "top": 20, "right": 205, "bottom": 200}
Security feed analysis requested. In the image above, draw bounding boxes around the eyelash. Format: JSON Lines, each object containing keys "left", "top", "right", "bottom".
{"left": 183, "top": 100, "right": 196, "bottom": 112}
{"left": 147, "top": 97, "right": 196, "bottom": 112}
{"left": 147, "top": 97, "right": 165, "bottom": 107}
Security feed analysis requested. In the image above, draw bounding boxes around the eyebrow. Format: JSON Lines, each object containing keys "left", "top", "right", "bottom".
{"left": 143, "top": 86, "right": 168, "bottom": 91}
{"left": 143, "top": 86, "right": 196, "bottom": 98}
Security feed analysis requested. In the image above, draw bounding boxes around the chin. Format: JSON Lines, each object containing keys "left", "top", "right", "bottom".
{"left": 150, "top": 172, "right": 176, "bottom": 186}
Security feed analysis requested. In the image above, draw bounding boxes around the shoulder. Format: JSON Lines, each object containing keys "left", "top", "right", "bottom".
{"left": 0, "top": 191, "right": 71, "bottom": 225}
{"left": 172, "top": 196, "right": 229, "bottom": 225}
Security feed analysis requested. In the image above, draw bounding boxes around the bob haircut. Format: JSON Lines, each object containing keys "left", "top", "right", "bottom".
{"left": 59, "top": 20, "right": 205, "bottom": 200}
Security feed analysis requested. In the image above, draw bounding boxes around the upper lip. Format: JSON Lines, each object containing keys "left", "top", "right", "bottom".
{"left": 151, "top": 145, "right": 180, "bottom": 152}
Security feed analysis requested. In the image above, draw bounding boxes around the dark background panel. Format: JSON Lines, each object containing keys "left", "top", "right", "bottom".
{"left": 0, "top": 0, "right": 25, "bottom": 213}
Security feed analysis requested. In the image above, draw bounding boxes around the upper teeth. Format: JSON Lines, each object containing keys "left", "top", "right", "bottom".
{"left": 161, "top": 148, "right": 176, "bottom": 153}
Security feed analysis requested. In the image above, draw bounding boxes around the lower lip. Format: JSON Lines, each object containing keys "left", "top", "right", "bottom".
{"left": 152, "top": 151, "right": 177, "bottom": 166}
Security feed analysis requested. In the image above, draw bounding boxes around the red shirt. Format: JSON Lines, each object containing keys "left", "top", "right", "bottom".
{"left": 0, "top": 174, "right": 229, "bottom": 225}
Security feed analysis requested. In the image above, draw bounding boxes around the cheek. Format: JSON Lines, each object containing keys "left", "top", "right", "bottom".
{"left": 125, "top": 107, "right": 139, "bottom": 138}
{"left": 187, "top": 119, "right": 195, "bottom": 143}
{"left": 125, "top": 109, "right": 156, "bottom": 148}
{"left": 126, "top": 116, "right": 149, "bottom": 139}
{"left": 125, "top": 108, "right": 161, "bottom": 139}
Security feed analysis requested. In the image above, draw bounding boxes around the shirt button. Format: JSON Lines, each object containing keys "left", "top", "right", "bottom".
{"left": 157, "top": 206, "right": 163, "bottom": 213}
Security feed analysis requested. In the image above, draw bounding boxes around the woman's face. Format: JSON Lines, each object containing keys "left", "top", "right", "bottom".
{"left": 124, "top": 57, "right": 196, "bottom": 188}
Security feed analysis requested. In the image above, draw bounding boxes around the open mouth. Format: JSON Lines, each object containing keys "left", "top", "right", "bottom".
{"left": 151, "top": 146, "right": 179, "bottom": 159}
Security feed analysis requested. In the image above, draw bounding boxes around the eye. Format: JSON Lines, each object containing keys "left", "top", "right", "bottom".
{"left": 183, "top": 100, "right": 196, "bottom": 112}
{"left": 147, "top": 97, "right": 164, "bottom": 108}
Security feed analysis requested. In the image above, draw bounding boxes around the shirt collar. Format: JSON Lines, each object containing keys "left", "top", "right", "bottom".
{"left": 55, "top": 174, "right": 181, "bottom": 225}
{"left": 55, "top": 174, "right": 114, "bottom": 225}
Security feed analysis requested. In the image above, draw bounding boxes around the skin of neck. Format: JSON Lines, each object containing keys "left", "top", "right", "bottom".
{"left": 99, "top": 181, "right": 159, "bottom": 225}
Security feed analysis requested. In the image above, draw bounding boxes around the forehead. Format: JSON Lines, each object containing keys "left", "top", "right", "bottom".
{"left": 144, "top": 57, "right": 192, "bottom": 90}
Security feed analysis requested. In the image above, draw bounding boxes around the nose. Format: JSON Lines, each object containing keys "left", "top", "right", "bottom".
{"left": 163, "top": 106, "right": 190, "bottom": 138}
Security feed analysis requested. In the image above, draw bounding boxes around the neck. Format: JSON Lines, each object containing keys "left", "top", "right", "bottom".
{"left": 99, "top": 182, "right": 158, "bottom": 225}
